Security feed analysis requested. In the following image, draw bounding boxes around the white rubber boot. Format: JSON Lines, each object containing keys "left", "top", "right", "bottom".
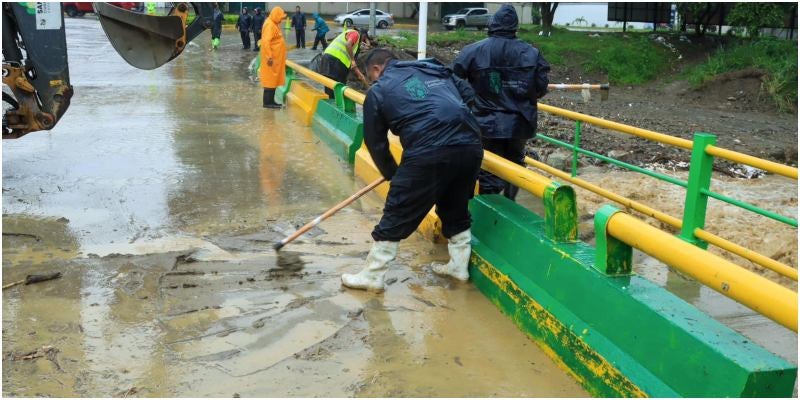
{"left": 341, "top": 241, "right": 398, "bottom": 291}
{"left": 432, "top": 229, "right": 472, "bottom": 281}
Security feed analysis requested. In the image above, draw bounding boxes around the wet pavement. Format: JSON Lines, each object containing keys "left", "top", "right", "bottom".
{"left": 2, "top": 19, "right": 587, "bottom": 397}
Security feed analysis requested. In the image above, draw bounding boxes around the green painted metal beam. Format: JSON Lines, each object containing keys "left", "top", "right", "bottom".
{"left": 537, "top": 134, "right": 688, "bottom": 188}
{"left": 468, "top": 194, "right": 797, "bottom": 397}
{"left": 310, "top": 100, "right": 364, "bottom": 164}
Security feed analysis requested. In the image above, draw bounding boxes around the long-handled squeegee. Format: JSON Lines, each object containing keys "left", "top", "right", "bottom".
{"left": 273, "top": 178, "right": 385, "bottom": 251}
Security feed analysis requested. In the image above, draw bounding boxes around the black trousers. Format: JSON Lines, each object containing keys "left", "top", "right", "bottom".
{"left": 312, "top": 33, "right": 328, "bottom": 50}
{"left": 479, "top": 137, "right": 529, "bottom": 200}
{"left": 320, "top": 54, "right": 349, "bottom": 99}
{"left": 372, "top": 145, "right": 483, "bottom": 242}
{"left": 240, "top": 31, "right": 251, "bottom": 48}
{"left": 295, "top": 28, "right": 306, "bottom": 48}
{"left": 253, "top": 31, "right": 261, "bottom": 50}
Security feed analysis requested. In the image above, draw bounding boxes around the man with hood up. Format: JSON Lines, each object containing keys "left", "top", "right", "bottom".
{"left": 236, "top": 7, "right": 252, "bottom": 50}
{"left": 259, "top": 7, "right": 288, "bottom": 109}
{"left": 310, "top": 12, "right": 329, "bottom": 50}
{"left": 452, "top": 4, "right": 550, "bottom": 201}
{"left": 252, "top": 8, "right": 266, "bottom": 51}
{"left": 340, "top": 49, "right": 483, "bottom": 291}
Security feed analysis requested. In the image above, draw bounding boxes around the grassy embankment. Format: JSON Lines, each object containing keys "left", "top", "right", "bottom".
{"left": 683, "top": 38, "right": 797, "bottom": 111}
{"left": 380, "top": 27, "right": 798, "bottom": 110}
{"left": 378, "top": 26, "right": 673, "bottom": 85}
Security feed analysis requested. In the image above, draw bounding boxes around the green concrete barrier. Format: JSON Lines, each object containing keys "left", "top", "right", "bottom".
{"left": 275, "top": 66, "right": 296, "bottom": 104}
{"left": 311, "top": 99, "right": 363, "bottom": 164}
{"left": 468, "top": 194, "right": 796, "bottom": 397}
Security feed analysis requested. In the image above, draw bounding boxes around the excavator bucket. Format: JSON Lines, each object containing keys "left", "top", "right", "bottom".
{"left": 94, "top": 2, "right": 188, "bottom": 70}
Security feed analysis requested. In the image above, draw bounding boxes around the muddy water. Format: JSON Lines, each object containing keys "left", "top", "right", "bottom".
{"left": 3, "top": 19, "right": 586, "bottom": 397}
{"left": 517, "top": 165, "right": 798, "bottom": 368}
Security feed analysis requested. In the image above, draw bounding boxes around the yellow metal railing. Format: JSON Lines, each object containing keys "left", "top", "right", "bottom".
{"left": 525, "top": 157, "right": 798, "bottom": 281}
{"left": 538, "top": 103, "right": 799, "bottom": 180}
{"left": 606, "top": 211, "right": 798, "bottom": 331}
{"left": 533, "top": 103, "right": 797, "bottom": 282}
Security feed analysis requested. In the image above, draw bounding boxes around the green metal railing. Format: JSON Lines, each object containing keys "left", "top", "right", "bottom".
{"left": 534, "top": 104, "right": 798, "bottom": 267}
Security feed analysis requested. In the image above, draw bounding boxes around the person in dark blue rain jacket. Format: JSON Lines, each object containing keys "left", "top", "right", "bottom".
{"left": 341, "top": 49, "right": 483, "bottom": 291}
{"left": 235, "top": 7, "right": 252, "bottom": 49}
{"left": 452, "top": 4, "right": 550, "bottom": 201}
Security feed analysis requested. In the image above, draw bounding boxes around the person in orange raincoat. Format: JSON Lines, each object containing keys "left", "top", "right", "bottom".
{"left": 260, "top": 6, "right": 288, "bottom": 109}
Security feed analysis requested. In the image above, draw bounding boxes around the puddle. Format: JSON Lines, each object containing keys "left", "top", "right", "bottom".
{"left": 3, "top": 18, "right": 587, "bottom": 397}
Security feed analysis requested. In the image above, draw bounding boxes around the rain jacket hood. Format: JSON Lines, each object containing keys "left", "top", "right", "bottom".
{"left": 488, "top": 4, "right": 518, "bottom": 37}
{"left": 452, "top": 8, "right": 551, "bottom": 139}
{"left": 260, "top": 7, "right": 288, "bottom": 88}
{"left": 269, "top": 7, "right": 286, "bottom": 24}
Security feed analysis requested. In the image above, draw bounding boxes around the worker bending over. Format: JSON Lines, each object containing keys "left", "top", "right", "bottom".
{"left": 319, "top": 27, "right": 371, "bottom": 98}
{"left": 341, "top": 49, "right": 483, "bottom": 291}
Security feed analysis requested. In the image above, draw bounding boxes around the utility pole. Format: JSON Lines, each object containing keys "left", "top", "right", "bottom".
{"left": 369, "top": 2, "right": 376, "bottom": 38}
{"left": 417, "top": 1, "right": 428, "bottom": 59}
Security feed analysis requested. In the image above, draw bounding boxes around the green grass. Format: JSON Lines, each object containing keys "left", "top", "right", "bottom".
{"left": 684, "top": 39, "right": 797, "bottom": 111}
{"left": 186, "top": 14, "right": 241, "bottom": 25}
{"left": 377, "top": 25, "right": 674, "bottom": 85}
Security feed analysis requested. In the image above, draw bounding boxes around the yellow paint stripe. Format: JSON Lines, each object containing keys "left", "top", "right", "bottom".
{"left": 287, "top": 81, "right": 328, "bottom": 126}
{"left": 472, "top": 253, "right": 648, "bottom": 397}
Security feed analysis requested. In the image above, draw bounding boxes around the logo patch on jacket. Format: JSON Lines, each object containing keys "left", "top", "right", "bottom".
{"left": 489, "top": 71, "right": 502, "bottom": 94}
{"left": 403, "top": 77, "right": 428, "bottom": 99}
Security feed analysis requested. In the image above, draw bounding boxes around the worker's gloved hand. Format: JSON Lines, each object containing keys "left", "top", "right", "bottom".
{"left": 267, "top": 58, "right": 273, "bottom": 66}
{"left": 377, "top": 161, "right": 398, "bottom": 182}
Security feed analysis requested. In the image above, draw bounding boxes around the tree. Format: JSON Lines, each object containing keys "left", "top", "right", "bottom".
{"left": 540, "top": 2, "right": 558, "bottom": 35}
{"left": 678, "top": 3, "right": 721, "bottom": 36}
{"left": 530, "top": 5, "right": 541, "bottom": 25}
{"left": 727, "top": 2, "right": 786, "bottom": 38}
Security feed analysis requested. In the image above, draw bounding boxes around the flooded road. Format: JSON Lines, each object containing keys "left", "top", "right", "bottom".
{"left": 3, "top": 19, "right": 586, "bottom": 397}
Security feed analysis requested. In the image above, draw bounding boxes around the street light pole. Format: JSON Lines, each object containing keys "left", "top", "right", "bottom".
{"left": 369, "top": 2, "right": 376, "bottom": 38}
{"left": 417, "top": 1, "right": 428, "bottom": 59}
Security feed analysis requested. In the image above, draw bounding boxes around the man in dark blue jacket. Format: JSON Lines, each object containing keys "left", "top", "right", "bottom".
{"left": 341, "top": 50, "right": 483, "bottom": 291}
{"left": 452, "top": 4, "right": 550, "bottom": 201}
{"left": 252, "top": 8, "right": 265, "bottom": 51}
{"left": 235, "top": 7, "right": 252, "bottom": 50}
{"left": 291, "top": 6, "right": 306, "bottom": 49}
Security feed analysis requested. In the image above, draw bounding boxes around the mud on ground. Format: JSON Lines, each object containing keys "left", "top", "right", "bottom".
{"left": 2, "top": 211, "right": 586, "bottom": 397}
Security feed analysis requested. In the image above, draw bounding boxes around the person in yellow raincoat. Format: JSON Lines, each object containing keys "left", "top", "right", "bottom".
{"left": 259, "top": 6, "right": 288, "bottom": 109}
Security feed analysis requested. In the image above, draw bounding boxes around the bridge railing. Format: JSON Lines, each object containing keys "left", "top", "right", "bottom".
{"left": 533, "top": 103, "right": 798, "bottom": 282}
{"left": 282, "top": 60, "right": 797, "bottom": 331}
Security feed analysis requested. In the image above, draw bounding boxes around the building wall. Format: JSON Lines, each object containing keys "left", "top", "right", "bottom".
{"left": 253, "top": 3, "right": 444, "bottom": 19}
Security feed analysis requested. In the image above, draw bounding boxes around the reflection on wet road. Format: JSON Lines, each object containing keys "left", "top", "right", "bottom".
{"left": 3, "top": 19, "right": 586, "bottom": 397}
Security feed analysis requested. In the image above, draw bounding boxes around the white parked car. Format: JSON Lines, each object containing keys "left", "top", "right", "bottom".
{"left": 334, "top": 9, "right": 395, "bottom": 29}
